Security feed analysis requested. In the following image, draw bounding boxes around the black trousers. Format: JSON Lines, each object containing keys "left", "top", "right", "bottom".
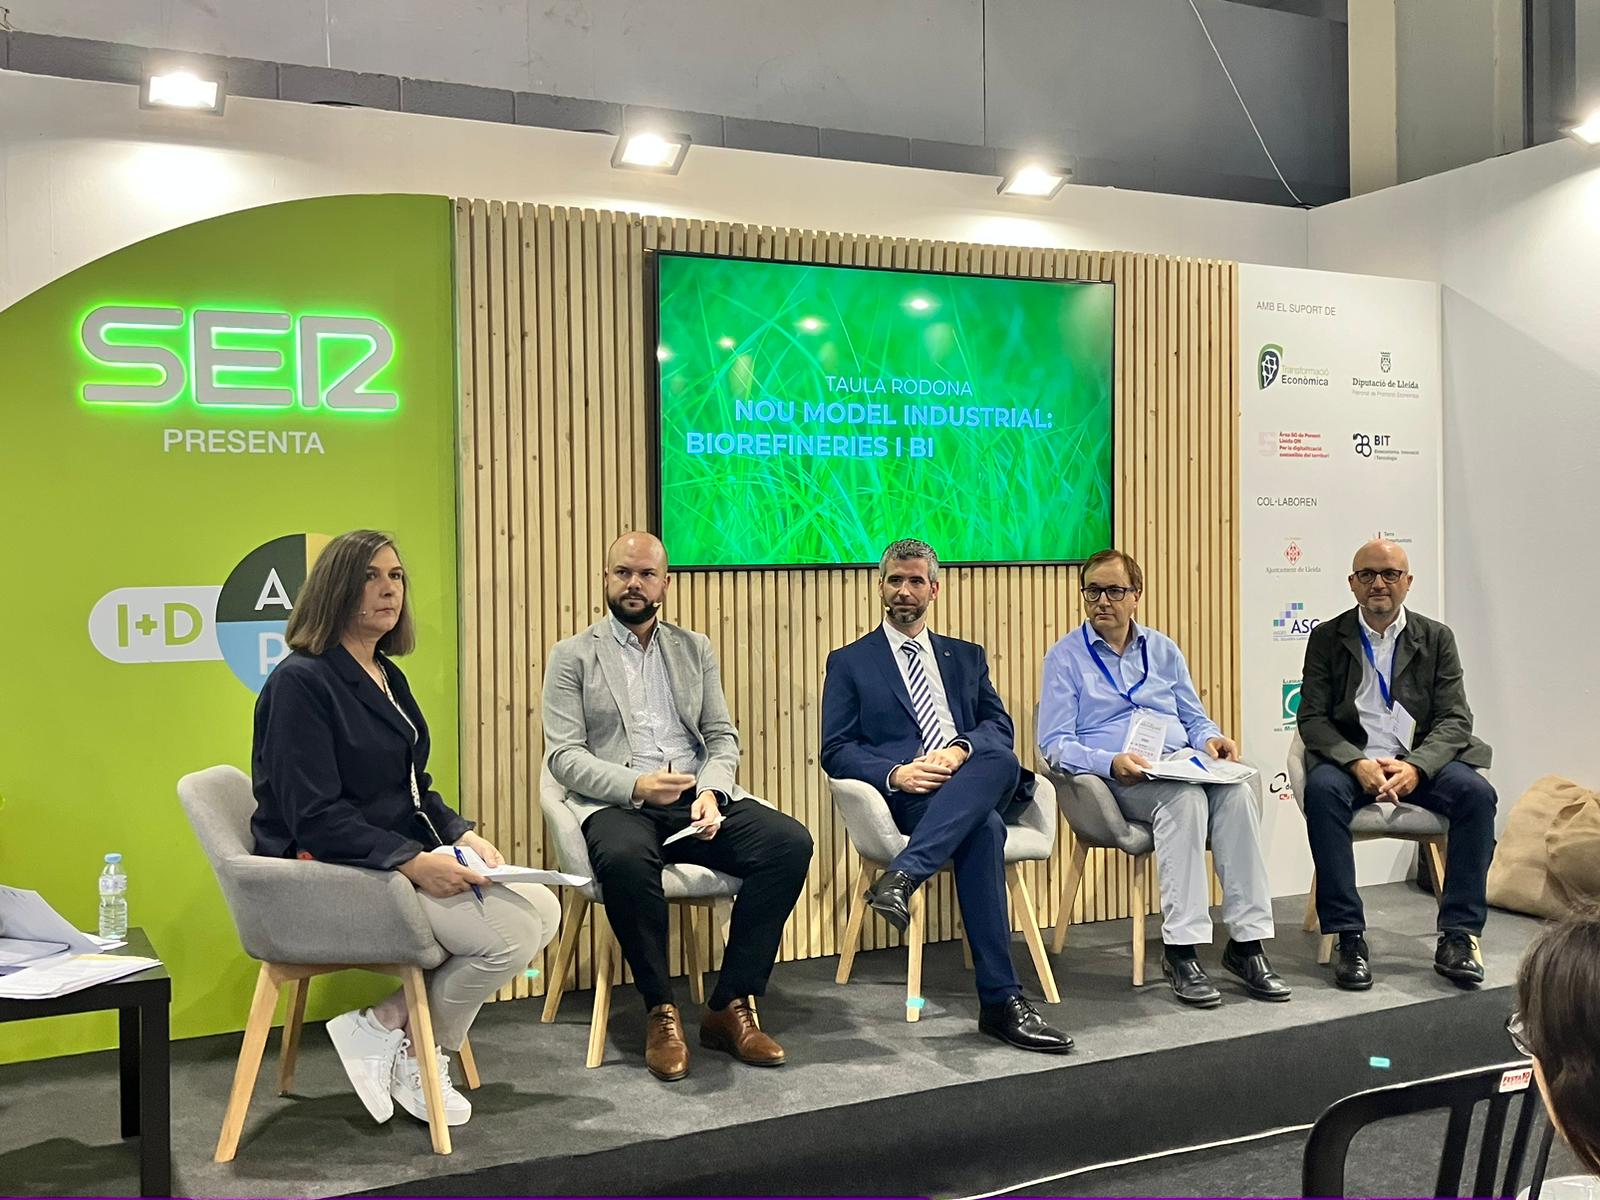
{"left": 1303, "top": 759, "right": 1498, "bottom": 936}
{"left": 582, "top": 796, "right": 814, "bottom": 1010}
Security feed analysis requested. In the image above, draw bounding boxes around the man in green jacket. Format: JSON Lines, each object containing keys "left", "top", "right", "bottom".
{"left": 1297, "top": 539, "right": 1496, "bottom": 991}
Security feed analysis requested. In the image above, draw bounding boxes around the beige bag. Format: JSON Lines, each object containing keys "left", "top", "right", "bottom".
{"left": 1487, "top": 775, "right": 1600, "bottom": 918}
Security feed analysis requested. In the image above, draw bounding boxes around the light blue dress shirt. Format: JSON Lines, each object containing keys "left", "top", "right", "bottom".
{"left": 608, "top": 614, "right": 704, "bottom": 782}
{"left": 1038, "top": 619, "right": 1222, "bottom": 778}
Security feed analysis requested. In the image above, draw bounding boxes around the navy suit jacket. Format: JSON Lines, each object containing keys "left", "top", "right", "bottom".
{"left": 251, "top": 644, "right": 472, "bottom": 870}
{"left": 821, "top": 625, "right": 1021, "bottom": 803}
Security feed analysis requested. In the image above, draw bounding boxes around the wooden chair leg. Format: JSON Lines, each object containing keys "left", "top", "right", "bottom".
{"left": 1425, "top": 840, "right": 1447, "bottom": 902}
{"left": 541, "top": 891, "right": 590, "bottom": 1023}
{"left": 836, "top": 858, "right": 875, "bottom": 985}
{"left": 586, "top": 913, "right": 615, "bottom": 1069}
{"left": 214, "top": 963, "right": 282, "bottom": 1163}
{"left": 1008, "top": 866, "right": 1060, "bottom": 1004}
{"left": 905, "top": 887, "right": 926, "bottom": 1022}
{"left": 1318, "top": 933, "right": 1336, "bottom": 965}
{"left": 275, "top": 975, "right": 309, "bottom": 1096}
{"left": 456, "top": 1035, "right": 480, "bottom": 1091}
{"left": 683, "top": 904, "right": 706, "bottom": 1005}
{"left": 1130, "top": 855, "right": 1149, "bottom": 988}
{"left": 1303, "top": 870, "right": 1320, "bottom": 933}
{"left": 1052, "top": 841, "right": 1089, "bottom": 954}
{"left": 399, "top": 965, "right": 451, "bottom": 1155}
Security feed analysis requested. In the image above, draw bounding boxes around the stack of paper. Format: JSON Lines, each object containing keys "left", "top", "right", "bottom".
{"left": 1140, "top": 754, "right": 1260, "bottom": 785}
{"left": 0, "top": 953, "right": 160, "bottom": 999}
{"left": 426, "top": 845, "right": 590, "bottom": 888}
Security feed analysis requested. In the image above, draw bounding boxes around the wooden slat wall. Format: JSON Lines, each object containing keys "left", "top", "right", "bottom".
{"left": 455, "top": 202, "right": 1239, "bottom": 1001}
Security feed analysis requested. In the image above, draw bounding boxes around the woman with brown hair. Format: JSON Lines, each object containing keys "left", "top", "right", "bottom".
{"left": 251, "top": 529, "right": 559, "bottom": 1129}
{"left": 1510, "top": 908, "right": 1600, "bottom": 1177}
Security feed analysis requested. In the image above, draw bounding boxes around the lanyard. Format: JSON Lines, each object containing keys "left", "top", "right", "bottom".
{"left": 1358, "top": 626, "right": 1398, "bottom": 709}
{"left": 1083, "top": 624, "right": 1149, "bottom": 707}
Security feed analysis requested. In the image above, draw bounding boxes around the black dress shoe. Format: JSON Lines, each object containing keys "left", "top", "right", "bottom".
{"left": 978, "top": 995, "right": 1074, "bottom": 1054}
{"left": 1334, "top": 935, "right": 1373, "bottom": 990}
{"left": 1221, "top": 941, "right": 1293, "bottom": 1001}
{"left": 865, "top": 870, "right": 915, "bottom": 933}
{"left": 1161, "top": 954, "right": 1222, "bottom": 1007}
{"left": 1435, "top": 931, "right": 1485, "bottom": 987}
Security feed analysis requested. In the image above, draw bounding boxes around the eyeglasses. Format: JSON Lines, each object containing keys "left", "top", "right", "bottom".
{"left": 1353, "top": 568, "right": 1406, "bottom": 585}
{"left": 1506, "top": 1011, "right": 1535, "bottom": 1059}
{"left": 1082, "top": 586, "right": 1135, "bottom": 603}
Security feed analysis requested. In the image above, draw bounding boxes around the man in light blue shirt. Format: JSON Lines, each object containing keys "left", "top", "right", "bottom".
{"left": 1039, "top": 549, "right": 1288, "bottom": 1008}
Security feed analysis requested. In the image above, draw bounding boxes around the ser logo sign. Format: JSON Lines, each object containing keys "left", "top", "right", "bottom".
{"left": 80, "top": 305, "right": 398, "bottom": 412}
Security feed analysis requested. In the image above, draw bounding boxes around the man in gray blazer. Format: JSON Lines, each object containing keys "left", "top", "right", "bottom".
{"left": 1298, "top": 539, "right": 1496, "bottom": 991}
{"left": 542, "top": 532, "right": 813, "bottom": 1082}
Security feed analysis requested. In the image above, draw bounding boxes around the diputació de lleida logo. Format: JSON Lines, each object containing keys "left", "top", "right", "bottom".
{"left": 87, "top": 533, "right": 331, "bottom": 692}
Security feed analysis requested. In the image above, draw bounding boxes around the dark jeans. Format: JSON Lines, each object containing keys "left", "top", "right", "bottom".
{"left": 888, "top": 745, "right": 1023, "bottom": 1007}
{"left": 582, "top": 796, "right": 813, "bottom": 1010}
{"left": 1303, "top": 759, "right": 1498, "bottom": 936}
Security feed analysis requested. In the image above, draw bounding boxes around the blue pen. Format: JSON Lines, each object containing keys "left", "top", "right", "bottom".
{"left": 453, "top": 846, "right": 485, "bottom": 902}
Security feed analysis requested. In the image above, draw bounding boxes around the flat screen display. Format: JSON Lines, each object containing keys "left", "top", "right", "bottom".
{"left": 654, "top": 252, "right": 1114, "bottom": 567}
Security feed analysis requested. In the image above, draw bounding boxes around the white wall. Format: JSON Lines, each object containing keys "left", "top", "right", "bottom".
{"left": 1309, "top": 138, "right": 1600, "bottom": 813}
{"left": 0, "top": 68, "right": 1311, "bottom": 312}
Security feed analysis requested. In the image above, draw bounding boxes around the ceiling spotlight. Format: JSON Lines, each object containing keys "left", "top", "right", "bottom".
{"left": 1566, "top": 109, "right": 1600, "bottom": 145}
{"left": 998, "top": 162, "right": 1071, "bottom": 200}
{"left": 612, "top": 129, "right": 691, "bottom": 174}
{"left": 141, "top": 68, "right": 226, "bottom": 114}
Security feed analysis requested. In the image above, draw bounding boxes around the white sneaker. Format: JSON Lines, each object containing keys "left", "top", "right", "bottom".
{"left": 325, "top": 1009, "right": 404, "bottom": 1123}
{"left": 391, "top": 1045, "right": 472, "bottom": 1127}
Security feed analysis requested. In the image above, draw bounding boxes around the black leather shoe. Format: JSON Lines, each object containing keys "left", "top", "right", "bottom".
{"left": 865, "top": 870, "right": 915, "bottom": 933}
{"left": 1435, "top": 931, "right": 1485, "bottom": 987}
{"left": 1334, "top": 935, "right": 1373, "bottom": 990}
{"left": 1161, "top": 954, "right": 1222, "bottom": 1007}
{"left": 1221, "top": 941, "right": 1293, "bottom": 1001}
{"left": 978, "top": 995, "right": 1074, "bottom": 1054}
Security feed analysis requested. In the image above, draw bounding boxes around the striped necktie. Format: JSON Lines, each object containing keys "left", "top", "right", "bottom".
{"left": 900, "top": 641, "right": 944, "bottom": 752}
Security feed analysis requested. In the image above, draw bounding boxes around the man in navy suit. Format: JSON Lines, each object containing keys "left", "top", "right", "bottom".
{"left": 821, "top": 538, "right": 1073, "bottom": 1053}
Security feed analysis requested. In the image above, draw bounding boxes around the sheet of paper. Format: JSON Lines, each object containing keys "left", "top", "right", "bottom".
{"left": 1142, "top": 754, "right": 1259, "bottom": 785}
{"left": 0, "top": 887, "right": 102, "bottom": 955}
{"left": 663, "top": 821, "right": 721, "bottom": 847}
{"left": 0, "top": 938, "right": 70, "bottom": 968}
{"left": 0, "top": 954, "right": 160, "bottom": 1000}
{"left": 426, "top": 845, "right": 590, "bottom": 888}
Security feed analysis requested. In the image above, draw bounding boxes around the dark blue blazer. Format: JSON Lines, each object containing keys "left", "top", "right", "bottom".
{"left": 821, "top": 626, "right": 1019, "bottom": 801}
{"left": 250, "top": 644, "right": 471, "bottom": 870}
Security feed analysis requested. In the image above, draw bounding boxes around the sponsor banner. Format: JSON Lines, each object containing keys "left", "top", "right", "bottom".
{"left": 1239, "top": 265, "right": 1442, "bottom": 896}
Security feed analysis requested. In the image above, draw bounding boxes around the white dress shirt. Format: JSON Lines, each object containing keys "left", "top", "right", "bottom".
{"left": 1355, "top": 606, "right": 1408, "bottom": 757}
{"left": 608, "top": 614, "right": 704, "bottom": 788}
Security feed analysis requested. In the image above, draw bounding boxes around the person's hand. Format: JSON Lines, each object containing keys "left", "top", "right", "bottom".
{"left": 399, "top": 852, "right": 489, "bottom": 898}
{"left": 1375, "top": 758, "right": 1421, "bottom": 802}
{"left": 633, "top": 769, "right": 697, "bottom": 807}
{"left": 1351, "top": 758, "right": 1388, "bottom": 798}
{"left": 455, "top": 830, "right": 504, "bottom": 867}
{"left": 689, "top": 791, "right": 723, "bottom": 839}
{"left": 890, "top": 757, "right": 954, "bottom": 794}
{"left": 922, "top": 744, "right": 969, "bottom": 772}
{"left": 1205, "top": 735, "right": 1240, "bottom": 761}
{"left": 1111, "top": 753, "right": 1152, "bottom": 785}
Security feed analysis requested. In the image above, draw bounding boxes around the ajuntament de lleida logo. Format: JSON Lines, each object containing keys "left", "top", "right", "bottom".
{"left": 1259, "top": 344, "right": 1283, "bottom": 389}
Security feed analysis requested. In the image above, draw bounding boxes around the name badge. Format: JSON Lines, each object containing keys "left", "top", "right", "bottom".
{"left": 1390, "top": 701, "right": 1417, "bottom": 749}
{"left": 1123, "top": 709, "right": 1167, "bottom": 761}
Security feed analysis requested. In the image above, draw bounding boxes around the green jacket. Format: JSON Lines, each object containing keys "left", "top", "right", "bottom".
{"left": 1297, "top": 607, "right": 1491, "bottom": 780}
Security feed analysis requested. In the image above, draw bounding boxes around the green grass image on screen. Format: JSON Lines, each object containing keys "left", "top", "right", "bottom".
{"left": 655, "top": 254, "right": 1113, "bottom": 568}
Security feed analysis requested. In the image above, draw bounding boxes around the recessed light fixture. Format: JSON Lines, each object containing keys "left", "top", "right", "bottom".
{"left": 141, "top": 68, "right": 226, "bottom": 114}
{"left": 1566, "top": 109, "right": 1600, "bottom": 145}
{"left": 998, "top": 162, "right": 1071, "bottom": 200}
{"left": 611, "top": 129, "right": 691, "bottom": 174}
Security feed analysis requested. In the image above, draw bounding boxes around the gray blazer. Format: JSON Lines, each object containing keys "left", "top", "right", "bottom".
{"left": 542, "top": 617, "right": 747, "bottom": 823}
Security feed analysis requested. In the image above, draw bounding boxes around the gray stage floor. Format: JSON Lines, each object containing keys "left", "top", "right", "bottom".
{"left": 0, "top": 884, "right": 1545, "bottom": 1199}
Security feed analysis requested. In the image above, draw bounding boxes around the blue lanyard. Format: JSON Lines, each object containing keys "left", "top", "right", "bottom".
{"left": 1083, "top": 624, "right": 1149, "bottom": 707}
{"left": 1358, "top": 626, "right": 1398, "bottom": 709}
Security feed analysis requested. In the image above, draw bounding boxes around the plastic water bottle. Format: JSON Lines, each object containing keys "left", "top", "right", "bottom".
{"left": 98, "top": 853, "right": 128, "bottom": 940}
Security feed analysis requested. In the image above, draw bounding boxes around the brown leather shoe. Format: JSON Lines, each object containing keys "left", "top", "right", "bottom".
{"left": 699, "top": 998, "right": 786, "bottom": 1066}
{"left": 645, "top": 1003, "right": 689, "bottom": 1081}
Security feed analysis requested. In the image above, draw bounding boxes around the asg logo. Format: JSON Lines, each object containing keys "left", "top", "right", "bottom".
{"left": 1352, "top": 432, "right": 1392, "bottom": 457}
{"left": 1272, "top": 602, "right": 1319, "bottom": 641}
{"left": 1258, "top": 344, "right": 1282, "bottom": 389}
{"left": 1279, "top": 678, "right": 1302, "bottom": 730}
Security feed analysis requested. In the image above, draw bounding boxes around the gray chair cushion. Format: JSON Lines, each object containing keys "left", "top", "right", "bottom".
{"left": 177, "top": 765, "right": 445, "bottom": 968}
{"left": 1287, "top": 731, "right": 1451, "bottom": 841}
{"left": 825, "top": 773, "right": 1056, "bottom": 866}
{"left": 1039, "top": 764, "right": 1156, "bottom": 857}
{"left": 538, "top": 761, "right": 740, "bottom": 903}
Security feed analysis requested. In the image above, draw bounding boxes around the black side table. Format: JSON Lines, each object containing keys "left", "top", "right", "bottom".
{"left": 0, "top": 927, "right": 171, "bottom": 1196}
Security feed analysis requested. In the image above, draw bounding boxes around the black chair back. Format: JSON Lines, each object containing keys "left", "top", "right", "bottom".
{"left": 1303, "top": 1060, "right": 1556, "bottom": 1198}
